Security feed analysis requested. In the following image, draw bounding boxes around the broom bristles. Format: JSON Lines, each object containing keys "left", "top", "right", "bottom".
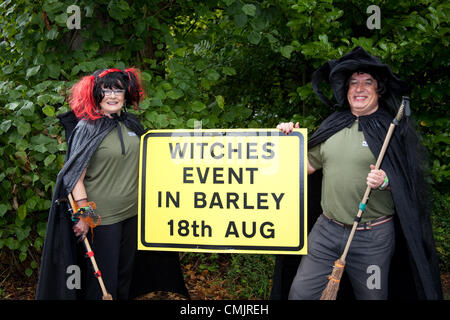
{"left": 102, "top": 293, "right": 113, "bottom": 300}
{"left": 320, "top": 259, "right": 345, "bottom": 300}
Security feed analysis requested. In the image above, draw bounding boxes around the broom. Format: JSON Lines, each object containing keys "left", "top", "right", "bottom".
{"left": 320, "top": 96, "right": 410, "bottom": 300}
{"left": 68, "top": 193, "right": 113, "bottom": 300}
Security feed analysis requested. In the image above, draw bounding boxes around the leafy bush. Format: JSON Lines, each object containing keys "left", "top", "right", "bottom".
{"left": 181, "top": 252, "right": 275, "bottom": 299}
{"left": 431, "top": 189, "right": 450, "bottom": 272}
{"left": 225, "top": 254, "right": 275, "bottom": 299}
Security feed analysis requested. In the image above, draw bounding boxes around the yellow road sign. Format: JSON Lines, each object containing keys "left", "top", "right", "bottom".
{"left": 138, "top": 129, "right": 307, "bottom": 254}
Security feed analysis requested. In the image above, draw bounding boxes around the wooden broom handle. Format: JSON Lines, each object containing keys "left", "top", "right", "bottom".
{"left": 68, "top": 193, "right": 111, "bottom": 299}
{"left": 340, "top": 123, "right": 395, "bottom": 262}
{"left": 340, "top": 100, "right": 406, "bottom": 262}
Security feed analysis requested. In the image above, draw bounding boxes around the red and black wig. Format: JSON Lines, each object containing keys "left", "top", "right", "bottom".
{"left": 69, "top": 68, "right": 145, "bottom": 120}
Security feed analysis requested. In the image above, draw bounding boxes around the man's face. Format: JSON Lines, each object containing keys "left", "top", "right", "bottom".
{"left": 347, "top": 72, "right": 379, "bottom": 116}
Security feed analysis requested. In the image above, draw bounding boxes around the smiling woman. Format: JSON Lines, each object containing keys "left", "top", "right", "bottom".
{"left": 36, "top": 68, "right": 189, "bottom": 300}
{"left": 69, "top": 68, "right": 144, "bottom": 120}
{"left": 99, "top": 88, "right": 126, "bottom": 117}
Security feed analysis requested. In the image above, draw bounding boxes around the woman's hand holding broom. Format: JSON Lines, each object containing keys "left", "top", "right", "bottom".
{"left": 73, "top": 220, "right": 89, "bottom": 239}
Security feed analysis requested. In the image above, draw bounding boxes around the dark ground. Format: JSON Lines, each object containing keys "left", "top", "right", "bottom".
{"left": 1, "top": 262, "right": 449, "bottom": 300}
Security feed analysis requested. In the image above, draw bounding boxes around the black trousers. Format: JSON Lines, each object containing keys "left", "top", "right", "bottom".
{"left": 82, "top": 215, "right": 137, "bottom": 300}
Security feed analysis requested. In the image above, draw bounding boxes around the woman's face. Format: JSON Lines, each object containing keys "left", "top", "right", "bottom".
{"left": 99, "top": 86, "right": 125, "bottom": 117}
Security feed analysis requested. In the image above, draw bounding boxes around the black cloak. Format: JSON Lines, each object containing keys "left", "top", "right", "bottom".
{"left": 36, "top": 110, "right": 189, "bottom": 299}
{"left": 270, "top": 47, "right": 442, "bottom": 300}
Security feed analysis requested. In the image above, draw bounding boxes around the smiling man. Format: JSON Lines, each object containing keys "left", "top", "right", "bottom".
{"left": 347, "top": 72, "right": 379, "bottom": 116}
{"left": 272, "top": 47, "right": 442, "bottom": 300}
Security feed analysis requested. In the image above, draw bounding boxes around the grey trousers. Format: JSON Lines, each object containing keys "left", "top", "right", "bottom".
{"left": 289, "top": 214, "right": 395, "bottom": 300}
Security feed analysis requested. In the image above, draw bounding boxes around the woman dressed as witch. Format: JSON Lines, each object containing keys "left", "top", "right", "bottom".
{"left": 36, "top": 68, "right": 188, "bottom": 300}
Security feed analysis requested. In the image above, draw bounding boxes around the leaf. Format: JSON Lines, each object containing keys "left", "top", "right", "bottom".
{"left": 19, "top": 251, "right": 27, "bottom": 262}
{"left": 5, "top": 237, "right": 19, "bottom": 250}
{"left": 0, "top": 204, "right": 7, "bottom": 217}
{"left": 145, "top": 111, "right": 158, "bottom": 122}
{"left": 416, "top": 23, "right": 427, "bottom": 32}
{"left": 156, "top": 114, "right": 169, "bottom": 128}
{"left": 248, "top": 31, "right": 262, "bottom": 45}
{"left": 5, "top": 102, "right": 19, "bottom": 111}
{"left": 26, "top": 197, "right": 38, "bottom": 210}
{"left": 16, "top": 226, "right": 30, "bottom": 241}
{"left": 191, "top": 101, "right": 206, "bottom": 112}
{"left": 242, "top": 4, "right": 256, "bottom": 16}
{"left": 47, "top": 63, "right": 60, "bottom": 79}
{"left": 319, "top": 34, "right": 329, "bottom": 44}
{"left": 37, "top": 222, "right": 47, "bottom": 237}
{"left": 44, "top": 154, "right": 56, "bottom": 166}
{"left": 222, "top": 67, "right": 237, "bottom": 76}
{"left": 150, "top": 97, "right": 163, "bottom": 107}
{"left": 167, "top": 88, "right": 184, "bottom": 100}
{"left": 280, "top": 45, "right": 294, "bottom": 59}
{"left": 17, "top": 122, "right": 31, "bottom": 137}
{"left": 33, "top": 144, "right": 47, "bottom": 153}
{"left": 141, "top": 72, "right": 152, "bottom": 81}
{"left": 135, "top": 20, "right": 146, "bottom": 35}
{"left": 107, "top": 0, "right": 132, "bottom": 23}
{"left": 0, "top": 120, "right": 12, "bottom": 133}
{"left": 46, "top": 29, "right": 59, "bottom": 40}
{"left": 206, "top": 69, "right": 220, "bottom": 81}
{"left": 216, "top": 95, "right": 225, "bottom": 110}
{"left": 15, "top": 151, "right": 28, "bottom": 164}
{"left": 234, "top": 13, "right": 248, "bottom": 27}
{"left": 139, "top": 98, "right": 151, "bottom": 109}
{"left": 17, "top": 204, "right": 27, "bottom": 220}
{"left": 2, "top": 65, "right": 14, "bottom": 75}
{"left": 19, "top": 101, "right": 35, "bottom": 117}
{"left": 42, "top": 105, "right": 55, "bottom": 117}
{"left": 25, "top": 66, "right": 40, "bottom": 79}
{"left": 54, "top": 13, "right": 68, "bottom": 26}
{"left": 186, "top": 118, "right": 199, "bottom": 128}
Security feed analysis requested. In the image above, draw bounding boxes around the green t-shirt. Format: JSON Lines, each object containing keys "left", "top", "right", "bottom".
{"left": 84, "top": 122, "right": 140, "bottom": 225}
{"left": 309, "top": 120, "right": 394, "bottom": 225}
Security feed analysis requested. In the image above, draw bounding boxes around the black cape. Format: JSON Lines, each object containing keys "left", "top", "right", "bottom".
{"left": 36, "top": 111, "right": 189, "bottom": 299}
{"left": 270, "top": 107, "right": 443, "bottom": 300}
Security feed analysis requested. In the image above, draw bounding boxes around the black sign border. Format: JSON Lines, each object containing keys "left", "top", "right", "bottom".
{"left": 140, "top": 130, "right": 305, "bottom": 252}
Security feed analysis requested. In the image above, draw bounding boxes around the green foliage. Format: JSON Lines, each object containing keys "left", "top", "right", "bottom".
{"left": 0, "top": 0, "right": 448, "bottom": 286}
{"left": 181, "top": 252, "right": 275, "bottom": 299}
{"left": 431, "top": 189, "right": 450, "bottom": 272}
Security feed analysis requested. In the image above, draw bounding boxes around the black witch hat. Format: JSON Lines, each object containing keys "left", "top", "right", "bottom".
{"left": 311, "top": 46, "right": 409, "bottom": 116}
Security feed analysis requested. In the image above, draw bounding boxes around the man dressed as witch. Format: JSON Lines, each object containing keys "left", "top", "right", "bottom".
{"left": 273, "top": 47, "right": 442, "bottom": 300}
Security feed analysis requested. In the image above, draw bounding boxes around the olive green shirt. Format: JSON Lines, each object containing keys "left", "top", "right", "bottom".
{"left": 309, "top": 120, "right": 394, "bottom": 225}
{"left": 84, "top": 122, "right": 140, "bottom": 225}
